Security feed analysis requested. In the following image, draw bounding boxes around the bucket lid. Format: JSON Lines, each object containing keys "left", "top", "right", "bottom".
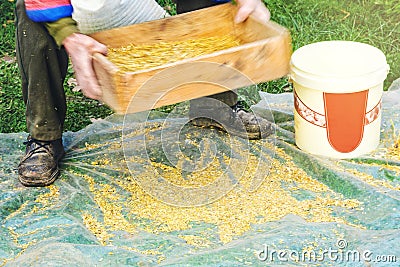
{"left": 290, "top": 41, "right": 389, "bottom": 93}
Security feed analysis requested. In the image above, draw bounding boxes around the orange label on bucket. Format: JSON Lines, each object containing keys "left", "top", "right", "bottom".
{"left": 324, "top": 90, "right": 368, "bottom": 153}
{"left": 294, "top": 90, "right": 382, "bottom": 153}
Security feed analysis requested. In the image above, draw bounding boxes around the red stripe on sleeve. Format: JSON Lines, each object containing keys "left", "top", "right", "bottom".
{"left": 25, "top": 0, "right": 71, "bottom": 10}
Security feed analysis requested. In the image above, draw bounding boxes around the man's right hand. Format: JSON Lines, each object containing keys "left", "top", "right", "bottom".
{"left": 62, "top": 33, "right": 108, "bottom": 100}
{"left": 235, "top": 0, "right": 271, "bottom": 24}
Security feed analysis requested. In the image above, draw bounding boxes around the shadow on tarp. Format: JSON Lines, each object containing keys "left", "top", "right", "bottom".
{"left": 0, "top": 80, "right": 399, "bottom": 266}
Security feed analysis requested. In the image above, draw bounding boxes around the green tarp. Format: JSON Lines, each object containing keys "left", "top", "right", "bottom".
{"left": 1, "top": 80, "right": 399, "bottom": 266}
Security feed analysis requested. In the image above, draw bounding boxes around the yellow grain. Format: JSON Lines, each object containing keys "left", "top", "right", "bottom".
{"left": 108, "top": 35, "right": 241, "bottom": 72}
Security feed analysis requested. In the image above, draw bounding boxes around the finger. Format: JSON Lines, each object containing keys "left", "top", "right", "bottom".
{"left": 92, "top": 41, "right": 108, "bottom": 56}
{"left": 74, "top": 64, "right": 103, "bottom": 100}
{"left": 78, "top": 76, "right": 103, "bottom": 100}
{"left": 235, "top": 5, "right": 254, "bottom": 23}
{"left": 253, "top": 4, "right": 271, "bottom": 22}
{"left": 82, "top": 82, "right": 102, "bottom": 100}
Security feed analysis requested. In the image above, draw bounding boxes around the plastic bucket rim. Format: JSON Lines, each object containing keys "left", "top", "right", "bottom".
{"left": 290, "top": 61, "right": 389, "bottom": 79}
{"left": 289, "top": 40, "right": 389, "bottom": 93}
{"left": 290, "top": 40, "right": 388, "bottom": 77}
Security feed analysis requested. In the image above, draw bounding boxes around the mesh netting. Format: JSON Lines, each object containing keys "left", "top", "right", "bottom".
{"left": 1, "top": 80, "right": 399, "bottom": 266}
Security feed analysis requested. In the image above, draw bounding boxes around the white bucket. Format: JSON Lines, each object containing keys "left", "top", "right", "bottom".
{"left": 290, "top": 41, "right": 389, "bottom": 158}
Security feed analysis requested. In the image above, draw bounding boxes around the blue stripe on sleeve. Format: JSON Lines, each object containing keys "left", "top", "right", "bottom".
{"left": 26, "top": 5, "right": 73, "bottom": 22}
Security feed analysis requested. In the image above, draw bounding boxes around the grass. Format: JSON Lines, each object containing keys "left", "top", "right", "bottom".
{"left": 0, "top": 0, "right": 399, "bottom": 133}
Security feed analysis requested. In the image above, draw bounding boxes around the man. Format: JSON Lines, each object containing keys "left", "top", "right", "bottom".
{"left": 16, "top": 0, "right": 272, "bottom": 187}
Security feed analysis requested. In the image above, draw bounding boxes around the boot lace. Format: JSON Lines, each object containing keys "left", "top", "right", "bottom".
{"left": 231, "top": 102, "right": 247, "bottom": 113}
{"left": 23, "top": 138, "right": 53, "bottom": 156}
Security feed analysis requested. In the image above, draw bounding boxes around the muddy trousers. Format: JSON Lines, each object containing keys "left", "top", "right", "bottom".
{"left": 177, "top": 0, "right": 238, "bottom": 112}
{"left": 15, "top": 0, "right": 237, "bottom": 141}
{"left": 15, "top": 0, "right": 69, "bottom": 141}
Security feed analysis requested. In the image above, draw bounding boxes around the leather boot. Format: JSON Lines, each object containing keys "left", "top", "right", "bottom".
{"left": 190, "top": 103, "right": 275, "bottom": 140}
{"left": 18, "top": 137, "right": 65, "bottom": 187}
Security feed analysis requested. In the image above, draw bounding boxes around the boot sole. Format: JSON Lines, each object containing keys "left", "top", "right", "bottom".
{"left": 18, "top": 168, "right": 60, "bottom": 187}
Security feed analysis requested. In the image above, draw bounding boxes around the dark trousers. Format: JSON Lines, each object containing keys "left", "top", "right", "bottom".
{"left": 15, "top": 0, "right": 237, "bottom": 141}
{"left": 177, "top": 0, "right": 238, "bottom": 111}
{"left": 15, "top": 0, "right": 68, "bottom": 141}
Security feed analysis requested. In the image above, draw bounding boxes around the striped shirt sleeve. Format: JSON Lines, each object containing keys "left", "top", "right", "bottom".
{"left": 25, "top": 0, "right": 73, "bottom": 22}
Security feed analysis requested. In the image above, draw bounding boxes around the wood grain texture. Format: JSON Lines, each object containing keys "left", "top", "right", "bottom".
{"left": 91, "top": 3, "right": 292, "bottom": 114}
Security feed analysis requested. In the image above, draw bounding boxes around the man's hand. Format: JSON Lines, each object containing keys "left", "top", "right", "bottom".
{"left": 235, "top": 0, "right": 271, "bottom": 23}
{"left": 62, "top": 33, "right": 108, "bottom": 100}
{"left": 61, "top": 1, "right": 269, "bottom": 101}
